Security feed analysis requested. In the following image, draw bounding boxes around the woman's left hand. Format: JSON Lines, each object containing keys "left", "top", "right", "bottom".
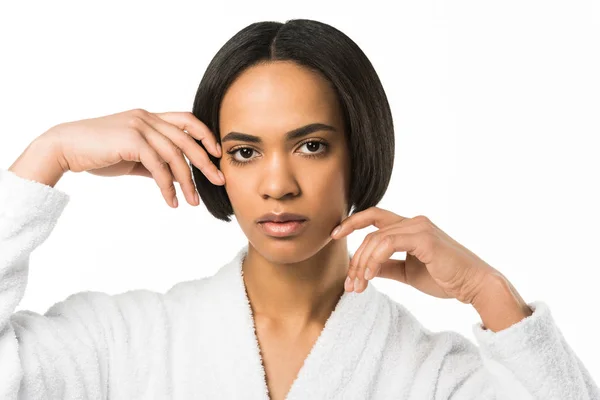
{"left": 331, "top": 207, "right": 503, "bottom": 304}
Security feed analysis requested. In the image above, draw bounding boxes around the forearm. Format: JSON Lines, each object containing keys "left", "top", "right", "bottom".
{"left": 471, "top": 274, "right": 533, "bottom": 332}
{"left": 8, "top": 129, "right": 66, "bottom": 187}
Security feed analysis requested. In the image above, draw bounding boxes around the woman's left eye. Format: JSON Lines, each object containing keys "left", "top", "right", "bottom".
{"left": 227, "top": 140, "right": 329, "bottom": 166}
{"left": 299, "top": 141, "right": 327, "bottom": 154}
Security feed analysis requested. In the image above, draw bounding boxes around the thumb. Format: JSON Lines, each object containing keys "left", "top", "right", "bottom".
{"left": 129, "top": 162, "right": 178, "bottom": 182}
{"left": 376, "top": 258, "right": 408, "bottom": 284}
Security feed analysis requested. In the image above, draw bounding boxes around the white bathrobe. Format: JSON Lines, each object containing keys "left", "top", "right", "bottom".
{"left": 0, "top": 167, "right": 598, "bottom": 399}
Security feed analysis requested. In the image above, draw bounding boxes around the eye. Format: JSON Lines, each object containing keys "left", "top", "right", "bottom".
{"left": 298, "top": 141, "right": 326, "bottom": 155}
{"left": 226, "top": 139, "right": 329, "bottom": 166}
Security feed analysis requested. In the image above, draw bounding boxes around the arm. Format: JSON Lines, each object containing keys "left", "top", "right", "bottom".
{"left": 470, "top": 274, "right": 533, "bottom": 333}
{"left": 432, "top": 276, "right": 600, "bottom": 399}
{"left": 0, "top": 154, "right": 106, "bottom": 398}
{"left": 1, "top": 141, "right": 171, "bottom": 398}
{"left": 7, "top": 133, "right": 66, "bottom": 187}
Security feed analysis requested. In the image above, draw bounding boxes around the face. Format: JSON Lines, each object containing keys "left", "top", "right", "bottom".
{"left": 219, "top": 61, "right": 351, "bottom": 263}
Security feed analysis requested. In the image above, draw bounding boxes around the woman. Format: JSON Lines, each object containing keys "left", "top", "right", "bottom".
{"left": 1, "top": 19, "right": 598, "bottom": 399}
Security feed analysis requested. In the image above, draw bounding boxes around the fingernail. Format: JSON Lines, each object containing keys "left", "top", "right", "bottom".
{"left": 332, "top": 225, "right": 341, "bottom": 236}
{"left": 218, "top": 171, "right": 225, "bottom": 182}
{"left": 216, "top": 143, "right": 222, "bottom": 156}
{"left": 173, "top": 196, "right": 178, "bottom": 208}
{"left": 345, "top": 276, "right": 352, "bottom": 291}
{"left": 364, "top": 268, "right": 372, "bottom": 280}
{"left": 354, "top": 277, "right": 360, "bottom": 292}
{"left": 194, "top": 192, "right": 199, "bottom": 205}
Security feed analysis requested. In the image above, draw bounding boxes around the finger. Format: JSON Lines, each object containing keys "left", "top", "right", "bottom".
{"left": 132, "top": 118, "right": 196, "bottom": 206}
{"left": 137, "top": 140, "right": 178, "bottom": 208}
{"left": 154, "top": 111, "right": 222, "bottom": 158}
{"left": 146, "top": 112, "right": 225, "bottom": 186}
{"left": 140, "top": 122, "right": 202, "bottom": 206}
{"left": 376, "top": 258, "right": 408, "bottom": 283}
{"left": 352, "top": 232, "right": 422, "bottom": 293}
{"left": 365, "top": 233, "right": 420, "bottom": 285}
{"left": 348, "top": 230, "right": 377, "bottom": 286}
{"left": 351, "top": 221, "right": 429, "bottom": 282}
{"left": 352, "top": 231, "right": 382, "bottom": 284}
{"left": 130, "top": 162, "right": 184, "bottom": 182}
{"left": 350, "top": 231, "right": 393, "bottom": 293}
{"left": 128, "top": 162, "right": 155, "bottom": 179}
{"left": 331, "top": 207, "right": 406, "bottom": 239}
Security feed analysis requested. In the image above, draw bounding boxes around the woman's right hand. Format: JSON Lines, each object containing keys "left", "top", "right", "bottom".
{"left": 44, "top": 108, "right": 224, "bottom": 208}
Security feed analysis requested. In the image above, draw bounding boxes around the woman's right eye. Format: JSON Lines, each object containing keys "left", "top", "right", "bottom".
{"left": 227, "top": 147, "right": 257, "bottom": 166}
{"left": 226, "top": 140, "right": 329, "bottom": 166}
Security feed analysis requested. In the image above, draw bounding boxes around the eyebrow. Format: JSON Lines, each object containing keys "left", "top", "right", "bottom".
{"left": 221, "top": 123, "right": 336, "bottom": 144}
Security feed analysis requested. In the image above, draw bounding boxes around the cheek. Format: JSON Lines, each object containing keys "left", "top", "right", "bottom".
{"left": 221, "top": 172, "right": 251, "bottom": 215}
{"left": 305, "top": 165, "right": 348, "bottom": 205}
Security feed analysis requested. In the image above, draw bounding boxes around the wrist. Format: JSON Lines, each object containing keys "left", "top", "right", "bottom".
{"left": 471, "top": 274, "right": 533, "bottom": 332}
{"left": 8, "top": 129, "right": 67, "bottom": 187}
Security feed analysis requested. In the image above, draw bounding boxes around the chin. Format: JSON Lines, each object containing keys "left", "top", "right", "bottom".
{"left": 248, "top": 234, "right": 331, "bottom": 265}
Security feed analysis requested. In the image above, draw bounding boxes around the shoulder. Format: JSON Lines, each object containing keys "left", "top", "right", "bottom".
{"left": 38, "top": 275, "right": 215, "bottom": 328}
{"left": 163, "top": 276, "right": 215, "bottom": 310}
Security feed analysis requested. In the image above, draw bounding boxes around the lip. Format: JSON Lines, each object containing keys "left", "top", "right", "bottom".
{"left": 257, "top": 220, "right": 308, "bottom": 238}
{"left": 256, "top": 212, "right": 309, "bottom": 223}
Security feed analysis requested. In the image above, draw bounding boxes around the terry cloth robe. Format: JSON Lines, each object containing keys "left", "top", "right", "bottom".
{"left": 0, "top": 167, "right": 599, "bottom": 400}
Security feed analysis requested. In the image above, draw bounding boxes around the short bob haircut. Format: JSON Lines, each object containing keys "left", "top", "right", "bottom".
{"left": 191, "top": 19, "right": 395, "bottom": 222}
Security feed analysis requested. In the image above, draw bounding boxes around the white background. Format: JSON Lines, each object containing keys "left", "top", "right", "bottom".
{"left": 1, "top": 0, "right": 599, "bottom": 382}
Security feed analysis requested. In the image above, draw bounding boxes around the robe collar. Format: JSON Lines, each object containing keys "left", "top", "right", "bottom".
{"left": 208, "top": 244, "right": 379, "bottom": 399}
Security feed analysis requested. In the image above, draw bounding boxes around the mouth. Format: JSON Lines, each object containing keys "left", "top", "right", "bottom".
{"left": 257, "top": 220, "right": 307, "bottom": 238}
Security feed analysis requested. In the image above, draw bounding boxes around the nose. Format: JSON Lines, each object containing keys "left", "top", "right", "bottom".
{"left": 258, "top": 153, "right": 301, "bottom": 200}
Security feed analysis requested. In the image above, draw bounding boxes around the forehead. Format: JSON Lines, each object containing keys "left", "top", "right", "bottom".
{"left": 219, "top": 61, "right": 342, "bottom": 137}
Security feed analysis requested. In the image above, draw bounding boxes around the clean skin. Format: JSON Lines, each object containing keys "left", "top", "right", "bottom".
{"left": 218, "top": 60, "right": 354, "bottom": 399}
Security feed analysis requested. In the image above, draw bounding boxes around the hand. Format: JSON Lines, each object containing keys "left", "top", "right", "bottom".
{"left": 331, "top": 207, "right": 502, "bottom": 305}
{"left": 42, "top": 108, "right": 224, "bottom": 208}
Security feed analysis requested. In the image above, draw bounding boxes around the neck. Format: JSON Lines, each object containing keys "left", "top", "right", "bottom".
{"left": 242, "top": 239, "right": 349, "bottom": 332}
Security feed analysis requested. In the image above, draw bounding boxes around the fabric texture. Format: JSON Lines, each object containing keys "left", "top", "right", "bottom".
{"left": 0, "top": 167, "right": 598, "bottom": 399}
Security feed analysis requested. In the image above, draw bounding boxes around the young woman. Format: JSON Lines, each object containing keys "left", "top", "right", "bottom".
{"left": 1, "top": 19, "right": 598, "bottom": 400}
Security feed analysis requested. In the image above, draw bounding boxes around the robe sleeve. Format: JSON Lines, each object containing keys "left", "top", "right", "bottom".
{"left": 431, "top": 300, "right": 600, "bottom": 399}
{"left": 0, "top": 168, "right": 171, "bottom": 399}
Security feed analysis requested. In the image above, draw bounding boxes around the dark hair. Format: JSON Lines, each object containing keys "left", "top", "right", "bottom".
{"left": 191, "top": 19, "right": 394, "bottom": 222}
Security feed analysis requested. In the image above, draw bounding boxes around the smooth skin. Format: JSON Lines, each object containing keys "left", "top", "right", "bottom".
{"left": 217, "top": 60, "right": 352, "bottom": 400}
{"left": 8, "top": 61, "right": 532, "bottom": 400}
{"left": 331, "top": 207, "right": 533, "bottom": 334}
{"left": 208, "top": 60, "right": 531, "bottom": 400}
{"left": 333, "top": 208, "right": 501, "bottom": 303}
{"left": 16, "top": 109, "right": 226, "bottom": 207}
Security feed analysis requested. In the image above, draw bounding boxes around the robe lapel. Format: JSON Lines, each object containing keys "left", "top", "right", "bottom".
{"left": 209, "top": 245, "right": 379, "bottom": 400}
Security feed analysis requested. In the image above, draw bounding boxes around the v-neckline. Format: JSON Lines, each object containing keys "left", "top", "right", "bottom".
{"left": 230, "top": 245, "right": 378, "bottom": 400}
